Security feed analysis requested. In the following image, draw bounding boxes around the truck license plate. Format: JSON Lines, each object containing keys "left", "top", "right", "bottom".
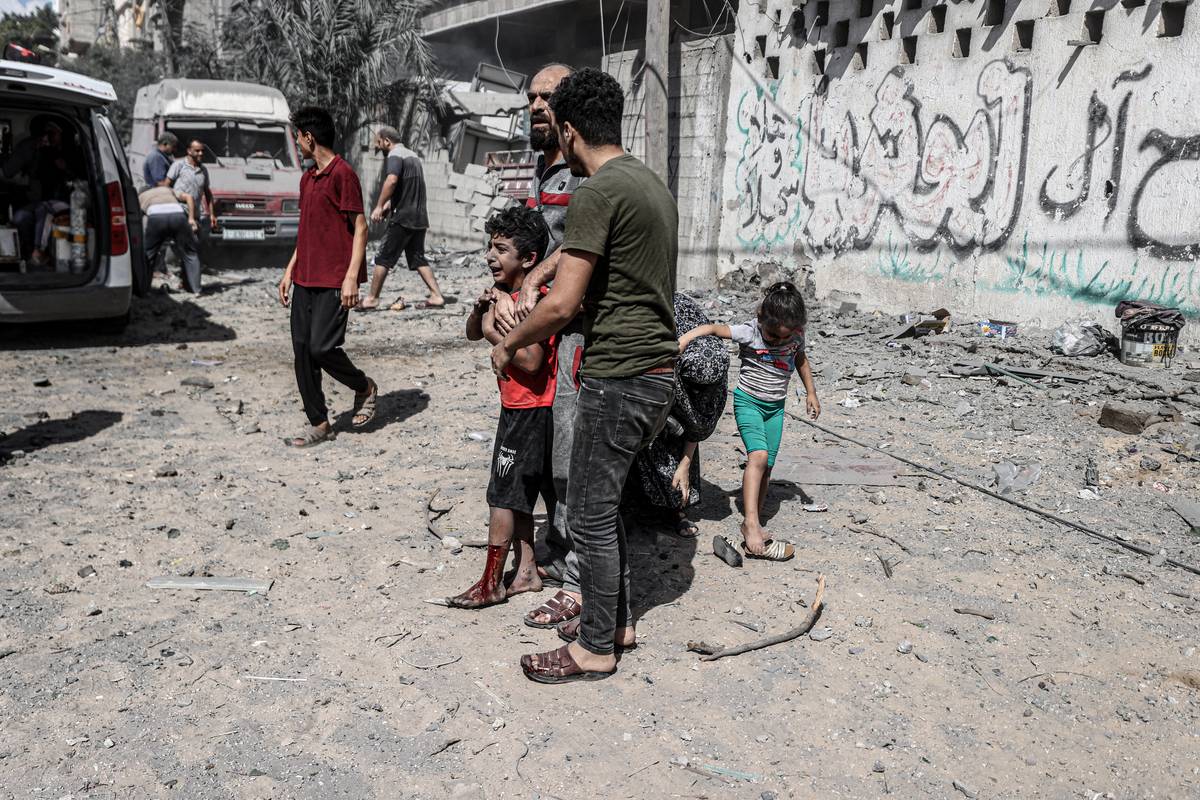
{"left": 224, "top": 229, "right": 266, "bottom": 241}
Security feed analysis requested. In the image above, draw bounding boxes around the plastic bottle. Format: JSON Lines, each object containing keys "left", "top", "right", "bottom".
{"left": 69, "top": 181, "right": 88, "bottom": 273}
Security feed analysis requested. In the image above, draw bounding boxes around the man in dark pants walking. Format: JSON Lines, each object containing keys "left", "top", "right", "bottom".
{"left": 491, "top": 69, "right": 679, "bottom": 683}
{"left": 358, "top": 126, "right": 443, "bottom": 311}
{"left": 277, "top": 106, "right": 379, "bottom": 448}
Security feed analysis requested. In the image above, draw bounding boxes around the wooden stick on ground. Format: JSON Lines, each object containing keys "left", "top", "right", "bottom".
{"left": 426, "top": 489, "right": 450, "bottom": 540}
{"left": 849, "top": 524, "right": 913, "bottom": 554}
{"left": 700, "top": 575, "right": 825, "bottom": 662}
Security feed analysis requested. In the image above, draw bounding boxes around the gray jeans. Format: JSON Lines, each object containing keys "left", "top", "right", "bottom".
{"left": 144, "top": 212, "right": 201, "bottom": 293}
{"left": 570, "top": 372, "right": 674, "bottom": 655}
{"left": 542, "top": 326, "right": 585, "bottom": 593}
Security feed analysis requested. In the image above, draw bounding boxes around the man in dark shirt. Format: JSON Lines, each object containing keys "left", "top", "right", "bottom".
{"left": 142, "top": 132, "right": 177, "bottom": 189}
{"left": 277, "top": 106, "right": 378, "bottom": 448}
{"left": 359, "top": 126, "right": 444, "bottom": 311}
{"left": 492, "top": 68, "right": 678, "bottom": 683}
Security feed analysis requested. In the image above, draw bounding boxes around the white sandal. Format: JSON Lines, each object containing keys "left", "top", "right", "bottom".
{"left": 741, "top": 538, "right": 795, "bottom": 561}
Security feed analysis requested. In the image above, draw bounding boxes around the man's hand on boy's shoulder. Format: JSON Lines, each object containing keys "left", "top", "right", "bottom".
{"left": 492, "top": 291, "right": 519, "bottom": 335}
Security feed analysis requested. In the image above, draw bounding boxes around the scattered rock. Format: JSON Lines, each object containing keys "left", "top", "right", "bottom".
{"left": 1098, "top": 402, "right": 1156, "bottom": 435}
{"left": 270, "top": 538, "right": 290, "bottom": 551}
{"left": 952, "top": 779, "right": 978, "bottom": 798}
{"left": 118, "top": 559, "right": 133, "bottom": 568}
{"left": 225, "top": 518, "right": 236, "bottom": 531}
{"left": 808, "top": 627, "right": 833, "bottom": 642}
{"left": 872, "top": 760, "right": 885, "bottom": 773}
{"left": 103, "top": 738, "right": 114, "bottom": 748}
{"left": 166, "top": 528, "right": 181, "bottom": 539}
{"left": 897, "top": 640, "right": 913, "bottom": 655}
{"left": 181, "top": 376, "right": 214, "bottom": 389}
{"left": 33, "top": 378, "right": 51, "bottom": 387}
{"left": 77, "top": 565, "right": 96, "bottom": 578}
{"left": 155, "top": 467, "right": 179, "bottom": 478}
{"left": 1140, "top": 456, "right": 1161, "bottom": 472}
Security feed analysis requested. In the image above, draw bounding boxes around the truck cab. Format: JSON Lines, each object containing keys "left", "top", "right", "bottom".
{"left": 128, "top": 79, "right": 301, "bottom": 258}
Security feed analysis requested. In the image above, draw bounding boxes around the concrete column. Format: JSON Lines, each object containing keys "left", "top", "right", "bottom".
{"left": 644, "top": 0, "right": 670, "bottom": 179}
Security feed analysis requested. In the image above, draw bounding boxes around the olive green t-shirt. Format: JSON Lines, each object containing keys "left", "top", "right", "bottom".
{"left": 561, "top": 154, "right": 678, "bottom": 378}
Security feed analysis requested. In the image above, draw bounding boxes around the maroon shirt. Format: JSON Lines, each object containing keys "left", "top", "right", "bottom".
{"left": 294, "top": 155, "right": 365, "bottom": 288}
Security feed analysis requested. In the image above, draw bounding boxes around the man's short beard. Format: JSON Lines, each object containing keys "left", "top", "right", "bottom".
{"left": 529, "top": 127, "right": 553, "bottom": 151}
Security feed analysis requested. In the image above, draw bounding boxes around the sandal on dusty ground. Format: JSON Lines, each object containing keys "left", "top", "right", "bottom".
{"left": 352, "top": 379, "right": 378, "bottom": 428}
{"left": 556, "top": 616, "right": 637, "bottom": 651}
{"left": 674, "top": 514, "right": 700, "bottom": 538}
{"left": 741, "top": 538, "right": 795, "bottom": 561}
{"left": 520, "top": 645, "right": 612, "bottom": 684}
{"left": 524, "top": 589, "right": 581, "bottom": 629}
{"left": 712, "top": 535, "right": 743, "bottom": 568}
{"left": 284, "top": 424, "right": 336, "bottom": 448}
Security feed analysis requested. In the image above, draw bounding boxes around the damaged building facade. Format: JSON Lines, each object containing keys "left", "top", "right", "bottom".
{"left": 423, "top": 0, "right": 1198, "bottom": 336}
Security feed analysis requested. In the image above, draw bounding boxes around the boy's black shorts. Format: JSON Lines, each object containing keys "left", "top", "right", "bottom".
{"left": 374, "top": 223, "right": 429, "bottom": 271}
{"left": 487, "top": 406, "right": 554, "bottom": 515}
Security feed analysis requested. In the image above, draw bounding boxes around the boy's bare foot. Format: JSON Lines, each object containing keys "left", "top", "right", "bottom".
{"left": 503, "top": 563, "right": 543, "bottom": 597}
{"left": 740, "top": 520, "right": 769, "bottom": 555}
{"left": 446, "top": 577, "right": 506, "bottom": 608}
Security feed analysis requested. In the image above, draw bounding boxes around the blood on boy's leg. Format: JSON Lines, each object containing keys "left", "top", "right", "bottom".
{"left": 447, "top": 507, "right": 516, "bottom": 609}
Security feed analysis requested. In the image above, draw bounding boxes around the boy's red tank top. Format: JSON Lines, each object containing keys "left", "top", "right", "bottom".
{"left": 499, "top": 290, "right": 557, "bottom": 409}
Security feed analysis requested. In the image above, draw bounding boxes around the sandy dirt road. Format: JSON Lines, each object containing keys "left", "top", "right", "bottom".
{"left": 1, "top": 261, "right": 1198, "bottom": 799}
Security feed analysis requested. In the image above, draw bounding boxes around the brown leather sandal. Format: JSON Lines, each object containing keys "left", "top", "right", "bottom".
{"left": 520, "top": 645, "right": 612, "bottom": 684}
{"left": 523, "top": 590, "right": 581, "bottom": 629}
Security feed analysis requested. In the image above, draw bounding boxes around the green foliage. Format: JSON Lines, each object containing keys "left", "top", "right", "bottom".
{"left": 226, "top": 0, "right": 437, "bottom": 152}
{"left": 1, "top": 4, "right": 60, "bottom": 65}
{"left": 66, "top": 46, "right": 167, "bottom": 141}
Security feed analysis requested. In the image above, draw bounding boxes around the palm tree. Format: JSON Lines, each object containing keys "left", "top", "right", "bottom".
{"left": 226, "top": 0, "right": 437, "bottom": 150}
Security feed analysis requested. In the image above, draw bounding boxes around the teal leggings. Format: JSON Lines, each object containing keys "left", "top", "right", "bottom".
{"left": 733, "top": 387, "right": 786, "bottom": 467}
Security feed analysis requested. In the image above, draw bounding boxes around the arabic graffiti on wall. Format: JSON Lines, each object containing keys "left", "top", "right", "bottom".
{"left": 802, "top": 60, "right": 1032, "bottom": 255}
{"left": 726, "top": 54, "right": 1200, "bottom": 316}
{"left": 731, "top": 83, "right": 804, "bottom": 248}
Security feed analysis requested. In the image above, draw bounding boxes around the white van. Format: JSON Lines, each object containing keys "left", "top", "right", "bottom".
{"left": 128, "top": 80, "right": 301, "bottom": 255}
{"left": 0, "top": 60, "right": 147, "bottom": 329}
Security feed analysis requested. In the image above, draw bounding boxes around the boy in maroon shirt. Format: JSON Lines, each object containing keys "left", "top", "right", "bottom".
{"left": 448, "top": 207, "right": 554, "bottom": 608}
{"left": 277, "top": 106, "right": 379, "bottom": 447}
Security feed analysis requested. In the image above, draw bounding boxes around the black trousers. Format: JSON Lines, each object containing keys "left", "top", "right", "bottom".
{"left": 290, "top": 283, "right": 369, "bottom": 426}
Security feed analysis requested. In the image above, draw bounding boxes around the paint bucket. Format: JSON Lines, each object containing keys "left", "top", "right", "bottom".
{"left": 1116, "top": 301, "right": 1185, "bottom": 369}
{"left": 1119, "top": 322, "right": 1179, "bottom": 368}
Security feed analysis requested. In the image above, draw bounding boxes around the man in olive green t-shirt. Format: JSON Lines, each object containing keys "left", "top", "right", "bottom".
{"left": 491, "top": 68, "right": 677, "bottom": 684}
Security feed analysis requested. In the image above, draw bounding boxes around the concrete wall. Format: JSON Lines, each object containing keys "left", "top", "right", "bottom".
{"left": 606, "top": 37, "right": 731, "bottom": 288}
{"left": 718, "top": 0, "right": 1200, "bottom": 336}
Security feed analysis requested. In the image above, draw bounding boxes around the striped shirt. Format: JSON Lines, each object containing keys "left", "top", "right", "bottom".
{"left": 525, "top": 153, "right": 582, "bottom": 255}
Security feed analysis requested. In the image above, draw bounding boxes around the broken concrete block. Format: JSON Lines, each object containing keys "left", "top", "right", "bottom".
{"left": 464, "top": 163, "right": 487, "bottom": 178}
{"left": 1098, "top": 402, "right": 1155, "bottom": 435}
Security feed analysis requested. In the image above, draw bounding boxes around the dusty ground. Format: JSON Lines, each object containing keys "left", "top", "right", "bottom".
{"left": 1, "top": 255, "right": 1198, "bottom": 800}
